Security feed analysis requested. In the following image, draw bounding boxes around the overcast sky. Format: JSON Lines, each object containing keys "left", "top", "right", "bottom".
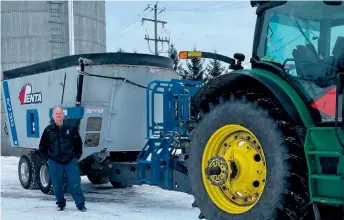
{"left": 105, "top": 1, "right": 257, "bottom": 63}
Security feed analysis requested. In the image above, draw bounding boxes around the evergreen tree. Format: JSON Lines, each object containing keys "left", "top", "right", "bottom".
{"left": 205, "top": 54, "right": 225, "bottom": 81}
{"left": 167, "top": 43, "right": 184, "bottom": 78}
{"left": 224, "top": 65, "right": 232, "bottom": 74}
{"left": 117, "top": 48, "right": 125, "bottom": 53}
{"left": 184, "top": 48, "right": 206, "bottom": 82}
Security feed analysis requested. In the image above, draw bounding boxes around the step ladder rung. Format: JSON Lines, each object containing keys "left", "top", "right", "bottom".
{"left": 307, "top": 150, "right": 342, "bottom": 156}
{"left": 49, "top": 21, "right": 64, "bottom": 24}
{"left": 310, "top": 174, "right": 344, "bottom": 180}
{"left": 312, "top": 197, "right": 344, "bottom": 205}
{"left": 47, "top": 1, "right": 64, "bottom": 4}
{"left": 50, "top": 9, "right": 61, "bottom": 13}
{"left": 137, "top": 160, "right": 152, "bottom": 164}
{"left": 50, "top": 40, "right": 65, "bottom": 44}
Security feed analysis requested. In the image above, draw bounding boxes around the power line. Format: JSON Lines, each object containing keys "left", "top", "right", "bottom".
{"left": 142, "top": 2, "right": 170, "bottom": 55}
{"left": 165, "top": 2, "right": 247, "bottom": 12}
{"left": 166, "top": 2, "right": 229, "bottom": 11}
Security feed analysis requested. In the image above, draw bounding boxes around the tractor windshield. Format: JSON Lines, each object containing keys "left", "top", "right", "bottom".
{"left": 256, "top": 1, "right": 344, "bottom": 123}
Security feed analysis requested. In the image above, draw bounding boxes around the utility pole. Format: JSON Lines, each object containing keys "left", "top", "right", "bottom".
{"left": 142, "top": 2, "right": 170, "bottom": 55}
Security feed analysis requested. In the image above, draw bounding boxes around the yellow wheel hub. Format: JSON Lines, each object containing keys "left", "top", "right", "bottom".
{"left": 201, "top": 124, "right": 267, "bottom": 214}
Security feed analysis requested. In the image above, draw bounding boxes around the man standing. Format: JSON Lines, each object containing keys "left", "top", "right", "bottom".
{"left": 39, "top": 106, "right": 86, "bottom": 212}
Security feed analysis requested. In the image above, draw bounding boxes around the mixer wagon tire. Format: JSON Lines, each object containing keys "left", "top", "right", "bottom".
{"left": 18, "top": 154, "right": 40, "bottom": 190}
{"left": 109, "top": 181, "right": 132, "bottom": 188}
{"left": 87, "top": 173, "right": 109, "bottom": 185}
{"left": 188, "top": 94, "right": 311, "bottom": 220}
{"left": 38, "top": 159, "right": 68, "bottom": 195}
{"left": 39, "top": 162, "right": 54, "bottom": 195}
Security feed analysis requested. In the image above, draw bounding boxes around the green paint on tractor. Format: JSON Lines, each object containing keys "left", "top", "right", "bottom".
{"left": 305, "top": 127, "right": 344, "bottom": 205}
{"left": 237, "top": 68, "right": 315, "bottom": 127}
{"left": 178, "top": 1, "right": 344, "bottom": 219}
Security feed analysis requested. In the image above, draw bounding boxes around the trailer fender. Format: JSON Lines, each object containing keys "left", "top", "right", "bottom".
{"left": 191, "top": 69, "right": 315, "bottom": 128}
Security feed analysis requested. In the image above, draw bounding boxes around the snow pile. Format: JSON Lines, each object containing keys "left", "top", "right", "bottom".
{"left": 1, "top": 156, "right": 199, "bottom": 220}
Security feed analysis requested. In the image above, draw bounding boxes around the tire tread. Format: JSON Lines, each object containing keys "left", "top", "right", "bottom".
{"left": 188, "top": 91, "right": 312, "bottom": 220}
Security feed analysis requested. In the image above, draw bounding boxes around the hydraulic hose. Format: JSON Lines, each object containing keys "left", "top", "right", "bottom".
{"left": 77, "top": 70, "right": 147, "bottom": 89}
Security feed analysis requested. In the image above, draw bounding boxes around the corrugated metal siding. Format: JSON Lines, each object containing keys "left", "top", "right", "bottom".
{"left": 0, "top": 0, "right": 106, "bottom": 154}
{"left": 1, "top": 0, "right": 106, "bottom": 72}
{"left": 73, "top": 1, "right": 106, "bottom": 54}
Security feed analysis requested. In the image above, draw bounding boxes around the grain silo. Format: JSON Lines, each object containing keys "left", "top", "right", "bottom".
{"left": 1, "top": 0, "right": 106, "bottom": 155}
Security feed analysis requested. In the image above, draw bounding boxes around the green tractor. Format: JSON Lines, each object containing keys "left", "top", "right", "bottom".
{"left": 179, "top": 1, "right": 344, "bottom": 219}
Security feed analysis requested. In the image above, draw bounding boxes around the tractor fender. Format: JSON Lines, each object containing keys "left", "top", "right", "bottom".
{"left": 191, "top": 69, "right": 315, "bottom": 128}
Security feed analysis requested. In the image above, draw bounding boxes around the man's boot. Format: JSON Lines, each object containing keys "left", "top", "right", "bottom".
{"left": 77, "top": 206, "right": 86, "bottom": 212}
{"left": 56, "top": 206, "right": 65, "bottom": 211}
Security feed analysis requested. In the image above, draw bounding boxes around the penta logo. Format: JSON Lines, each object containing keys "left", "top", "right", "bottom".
{"left": 18, "top": 84, "right": 42, "bottom": 104}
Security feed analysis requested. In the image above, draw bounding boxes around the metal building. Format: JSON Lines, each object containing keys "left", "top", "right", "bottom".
{"left": 1, "top": 0, "right": 106, "bottom": 71}
{"left": 1, "top": 0, "right": 106, "bottom": 155}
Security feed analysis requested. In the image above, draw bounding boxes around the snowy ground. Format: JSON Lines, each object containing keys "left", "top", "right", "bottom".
{"left": 1, "top": 156, "right": 200, "bottom": 220}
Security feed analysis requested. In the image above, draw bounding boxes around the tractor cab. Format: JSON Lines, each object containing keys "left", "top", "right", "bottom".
{"left": 251, "top": 1, "right": 344, "bottom": 123}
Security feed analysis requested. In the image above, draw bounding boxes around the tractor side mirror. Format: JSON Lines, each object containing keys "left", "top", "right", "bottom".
{"left": 234, "top": 53, "right": 245, "bottom": 62}
{"left": 230, "top": 53, "right": 245, "bottom": 70}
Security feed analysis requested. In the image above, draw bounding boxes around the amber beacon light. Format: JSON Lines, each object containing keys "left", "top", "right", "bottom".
{"left": 179, "top": 51, "right": 203, "bottom": 59}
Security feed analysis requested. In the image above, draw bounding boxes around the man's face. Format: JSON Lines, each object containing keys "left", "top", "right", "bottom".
{"left": 53, "top": 107, "right": 64, "bottom": 124}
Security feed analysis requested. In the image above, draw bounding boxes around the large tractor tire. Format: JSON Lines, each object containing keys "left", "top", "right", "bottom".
{"left": 18, "top": 154, "right": 40, "bottom": 190}
{"left": 188, "top": 93, "right": 312, "bottom": 220}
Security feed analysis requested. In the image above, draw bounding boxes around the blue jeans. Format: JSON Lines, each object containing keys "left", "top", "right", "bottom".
{"left": 48, "top": 158, "right": 85, "bottom": 208}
